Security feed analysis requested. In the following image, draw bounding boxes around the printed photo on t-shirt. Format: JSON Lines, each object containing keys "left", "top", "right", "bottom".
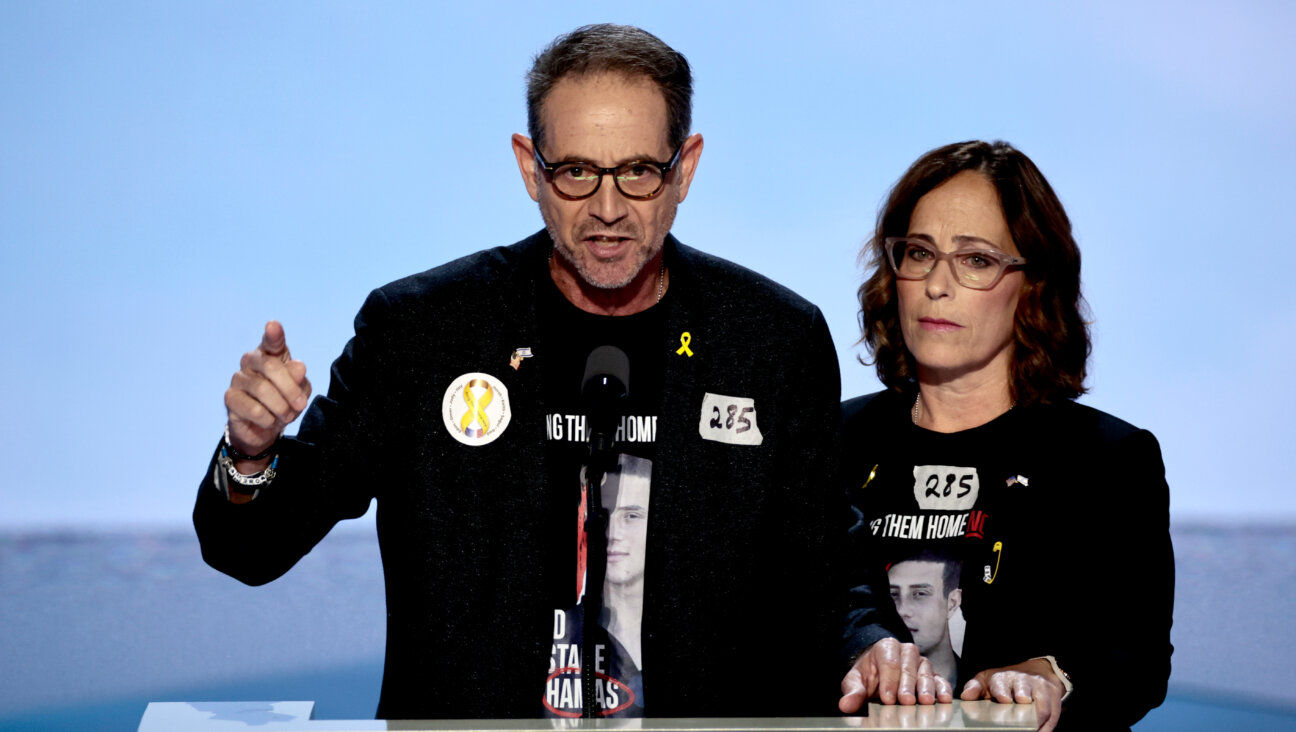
{"left": 544, "top": 454, "right": 651, "bottom": 718}
{"left": 886, "top": 547, "right": 965, "bottom": 689}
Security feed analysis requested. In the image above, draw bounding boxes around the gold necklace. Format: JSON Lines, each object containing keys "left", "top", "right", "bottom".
{"left": 549, "top": 251, "right": 666, "bottom": 303}
{"left": 912, "top": 392, "right": 1016, "bottom": 425}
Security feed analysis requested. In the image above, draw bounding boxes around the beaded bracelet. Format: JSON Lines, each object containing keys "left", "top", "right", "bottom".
{"left": 217, "top": 431, "right": 279, "bottom": 496}
{"left": 218, "top": 450, "right": 278, "bottom": 488}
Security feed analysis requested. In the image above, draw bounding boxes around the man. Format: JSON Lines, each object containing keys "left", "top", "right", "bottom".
{"left": 888, "top": 552, "right": 963, "bottom": 688}
{"left": 198, "top": 24, "right": 944, "bottom": 719}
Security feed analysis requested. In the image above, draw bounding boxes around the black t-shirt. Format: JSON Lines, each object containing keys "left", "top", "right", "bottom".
{"left": 845, "top": 395, "right": 1016, "bottom": 570}
{"left": 844, "top": 390, "right": 1175, "bottom": 729}
{"left": 843, "top": 392, "right": 1027, "bottom": 690}
{"left": 536, "top": 280, "right": 666, "bottom": 718}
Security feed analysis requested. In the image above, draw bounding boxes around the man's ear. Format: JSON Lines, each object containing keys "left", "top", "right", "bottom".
{"left": 512, "top": 133, "right": 541, "bottom": 202}
{"left": 947, "top": 587, "right": 963, "bottom": 616}
{"left": 672, "top": 133, "right": 704, "bottom": 203}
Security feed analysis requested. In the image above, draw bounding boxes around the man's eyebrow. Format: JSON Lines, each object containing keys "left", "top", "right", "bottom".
{"left": 550, "top": 152, "right": 666, "bottom": 166}
{"left": 613, "top": 503, "right": 647, "bottom": 512}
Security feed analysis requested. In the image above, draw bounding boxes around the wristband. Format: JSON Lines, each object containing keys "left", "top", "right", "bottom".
{"left": 216, "top": 451, "right": 278, "bottom": 497}
{"left": 216, "top": 429, "right": 280, "bottom": 499}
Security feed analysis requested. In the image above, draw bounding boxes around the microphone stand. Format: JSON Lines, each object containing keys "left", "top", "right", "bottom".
{"left": 581, "top": 447, "right": 612, "bottom": 717}
{"left": 579, "top": 347, "right": 627, "bottom": 717}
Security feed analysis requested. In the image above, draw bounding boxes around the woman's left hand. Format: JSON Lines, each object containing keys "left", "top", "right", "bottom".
{"left": 959, "top": 658, "right": 1064, "bottom": 732}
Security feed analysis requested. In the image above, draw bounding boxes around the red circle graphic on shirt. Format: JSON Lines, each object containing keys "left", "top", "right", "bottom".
{"left": 542, "top": 666, "right": 637, "bottom": 717}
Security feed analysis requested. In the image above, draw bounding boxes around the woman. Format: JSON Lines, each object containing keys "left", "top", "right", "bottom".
{"left": 844, "top": 141, "right": 1172, "bottom": 731}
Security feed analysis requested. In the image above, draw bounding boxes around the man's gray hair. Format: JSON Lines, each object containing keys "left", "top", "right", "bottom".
{"left": 526, "top": 24, "right": 693, "bottom": 153}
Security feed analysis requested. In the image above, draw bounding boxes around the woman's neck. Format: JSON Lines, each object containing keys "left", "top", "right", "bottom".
{"left": 913, "top": 371, "right": 1015, "bottom": 433}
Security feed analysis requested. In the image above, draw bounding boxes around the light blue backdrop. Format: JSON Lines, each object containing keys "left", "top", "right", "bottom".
{"left": 4, "top": 3, "right": 1296, "bottom": 730}
{"left": 2, "top": 1, "right": 1293, "bottom": 527}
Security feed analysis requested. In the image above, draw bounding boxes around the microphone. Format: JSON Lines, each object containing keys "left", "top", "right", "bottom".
{"left": 582, "top": 345, "right": 629, "bottom": 458}
{"left": 579, "top": 345, "right": 628, "bottom": 714}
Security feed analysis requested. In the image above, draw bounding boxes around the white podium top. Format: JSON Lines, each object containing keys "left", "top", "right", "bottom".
{"left": 138, "top": 701, "right": 1037, "bottom": 731}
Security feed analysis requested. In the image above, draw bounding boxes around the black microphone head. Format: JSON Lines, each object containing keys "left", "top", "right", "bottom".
{"left": 582, "top": 345, "right": 630, "bottom": 403}
{"left": 582, "top": 346, "right": 629, "bottom": 451}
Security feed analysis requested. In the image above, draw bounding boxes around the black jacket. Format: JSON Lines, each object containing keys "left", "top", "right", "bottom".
{"left": 197, "top": 231, "right": 893, "bottom": 718}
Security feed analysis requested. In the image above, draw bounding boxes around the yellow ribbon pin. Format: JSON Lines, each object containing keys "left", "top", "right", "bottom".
{"left": 676, "top": 331, "right": 693, "bottom": 357}
{"left": 460, "top": 378, "right": 493, "bottom": 437}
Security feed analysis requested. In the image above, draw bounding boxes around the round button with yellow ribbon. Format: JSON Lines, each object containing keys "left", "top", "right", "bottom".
{"left": 441, "top": 372, "right": 511, "bottom": 446}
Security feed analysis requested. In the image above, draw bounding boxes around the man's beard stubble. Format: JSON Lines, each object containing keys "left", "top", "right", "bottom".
{"left": 541, "top": 193, "right": 676, "bottom": 291}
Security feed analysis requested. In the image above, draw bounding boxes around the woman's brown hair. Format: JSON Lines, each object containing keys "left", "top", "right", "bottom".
{"left": 858, "top": 140, "right": 1090, "bottom": 405}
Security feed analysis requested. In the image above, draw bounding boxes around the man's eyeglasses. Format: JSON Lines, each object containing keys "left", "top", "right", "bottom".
{"left": 884, "top": 237, "right": 1027, "bottom": 290}
{"left": 533, "top": 145, "right": 683, "bottom": 201}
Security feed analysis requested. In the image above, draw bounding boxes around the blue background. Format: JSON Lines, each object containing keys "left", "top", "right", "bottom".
{"left": 2, "top": 1, "right": 1294, "bottom": 729}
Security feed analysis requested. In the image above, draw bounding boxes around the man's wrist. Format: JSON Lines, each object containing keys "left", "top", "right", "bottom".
{"left": 213, "top": 430, "right": 281, "bottom": 502}
{"left": 224, "top": 423, "right": 278, "bottom": 461}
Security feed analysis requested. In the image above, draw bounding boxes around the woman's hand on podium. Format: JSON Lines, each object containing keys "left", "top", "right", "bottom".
{"left": 839, "top": 637, "right": 953, "bottom": 713}
{"left": 959, "top": 659, "right": 1064, "bottom": 732}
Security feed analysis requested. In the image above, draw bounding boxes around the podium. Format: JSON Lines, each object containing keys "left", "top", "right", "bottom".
{"left": 138, "top": 701, "right": 1037, "bottom": 731}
